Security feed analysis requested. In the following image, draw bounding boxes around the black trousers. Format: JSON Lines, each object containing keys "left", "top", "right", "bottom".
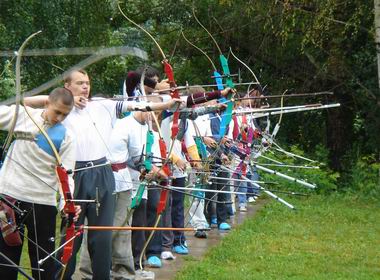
{"left": 57, "top": 159, "right": 116, "bottom": 280}
{"left": 0, "top": 200, "right": 57, "bottom": 280}
{"left": 171, "top": 177, "right": 186, "bottom": 246}
{"left": 205, "top": 169, "right": 228, "bottom": 225}
{"left": 131, "top": 199, "right": 147, "bottom": 270}
{"left": 146, "top": 187, "right": 162, "bottom": 258}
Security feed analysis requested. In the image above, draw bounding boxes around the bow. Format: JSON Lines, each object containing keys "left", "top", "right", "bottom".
{"left": 117, "top": 3, "right": 181, "bottom": 151}
{"left": 128, "top": 66, "right": 172, "bottom": 270}
{"left": 192, "top": 9, "right": 235, "bottom": 139}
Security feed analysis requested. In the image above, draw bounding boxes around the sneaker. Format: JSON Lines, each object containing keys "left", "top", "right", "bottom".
{"left": 173, "top": 245, "right": 189, "bottom": 255}
{"left": 135, "top": 270, "right": 155, "bottom": 280}
{"left": 194, "top": 230, "right": 207, "bottom": 238}
{"left": 161, "top": 251, "right": 176, "bottom": 260}
{"left": 247, "top": 197, "right": 256, "bottom": 203}
{"left": 218, "top": 222, "right": 231, "bottom": 230}
{"left": 211, "top": 217, "right": 218, "bottom": 225}
{"left": 146, "top": 256, "right": 162, "bottom": 268}
{"left": 239, "top": 205, "right": 247, "bottom": 212}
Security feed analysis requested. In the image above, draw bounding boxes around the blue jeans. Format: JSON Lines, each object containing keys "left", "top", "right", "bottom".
{"left": 247, "top": 167, "right": 261, "bottom": 197}
{"left": 236, "top": 173, "right": 248, "bottom": 206}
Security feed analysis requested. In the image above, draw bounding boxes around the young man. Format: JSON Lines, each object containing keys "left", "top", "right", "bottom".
{"left": 25, "top": 69, "right": 181, "bottom": 280}
{"left": 0, "top": 88, "right": 77, "bottom": 280}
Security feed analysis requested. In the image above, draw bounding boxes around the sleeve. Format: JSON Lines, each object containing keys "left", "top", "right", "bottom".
{"left": 183, "top": 120, "right": 196, "bottom": 148}
{"left": 120, "top": 101, "right": 154, "bottom": 113}
{"left": 186, "top": 90, "right": 221, "bottom": 107}
{"left": 98, "top": 98, "right": 152, "bottom": 121}
{"left": 187, "top": 145, "right": 200, "bottom": 161}
{"left": 205, "top": 119, "right": 213, "bottom": 137}
{"left": 0, "top": 105, "right": 30, "bottom": 131}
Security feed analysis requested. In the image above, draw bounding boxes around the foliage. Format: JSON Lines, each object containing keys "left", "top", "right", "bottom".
{"left": 0, "top": 60, "right": 15, "bottom": 99}
{"left": 176, "top": 195, "right": 380, "bottom": 280}
{"left": 258, "top": 144, "right": 339, "bottom": 195}
{"left": 0, "top": 0, "right": 378, "bottom": 177}
{"left": 345, "top": 155, "right": 380, "bottom": 200}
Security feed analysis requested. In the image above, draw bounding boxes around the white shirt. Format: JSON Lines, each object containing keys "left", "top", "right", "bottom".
{"left": 194, "top": 114, "right": 213, "bottom": 137}
{"left": 63, "top": 98, "right": 144, "bottom": 161}
{"left": 0, "top": 105, "right": 76, "bottom": 206}
{"left": 63, "top": 98, "right": 119, "bottom": 161}
{"left": 161, "top": 116, "right": 195, "bottom": 178}
{"left": 107, "top": 114, "right": 161, "bottom": 199}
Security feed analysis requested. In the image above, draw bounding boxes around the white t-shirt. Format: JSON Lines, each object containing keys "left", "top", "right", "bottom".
{"left": 107, "top": 114, "right": 161, "bottom": 198}
{"left": 63, "top": 97, "right": 144, "bottom": 161}
{"left": 161, "top": 116, "right": 195, "bottom": 178}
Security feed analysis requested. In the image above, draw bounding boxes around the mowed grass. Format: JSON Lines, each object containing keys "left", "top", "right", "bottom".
{"left": 176, "top": 195, "right": 380, "bottom": 280}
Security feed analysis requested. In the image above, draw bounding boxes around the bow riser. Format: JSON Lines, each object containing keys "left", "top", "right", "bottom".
{"left": 56, "top": 166, "right": 76, "bottom": 264}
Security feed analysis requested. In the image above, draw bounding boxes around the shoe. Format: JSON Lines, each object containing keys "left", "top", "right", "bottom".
{"left": 211, "top": 217, "right": 218, "bottom": 225}
{"left": 194, "top": 230, "right": 207, "bottom": 238}
{"left": 161, "top": 251, "right": 176, "bottom": 260}
{"left": 146, "top": 256, "right": 162, "bottom": 268}
{"left": 239, "top": 205, "right": 247, "bottom": 212}
{"left": 218, "top": 222, "right": 231, "bottom": 230}
{"left": 173, "top": 244, "right": 189, "bottom": 255}
{"left": 135, "top": 270, "right": 155, "bottom": 280}
{"left": 247, "top": 197, "right": 256, "bottom": 203}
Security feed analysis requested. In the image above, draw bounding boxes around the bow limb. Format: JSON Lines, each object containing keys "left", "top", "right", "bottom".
{"left": 192, "top": 8, "right": 236, "bottom": 140}
{"left": 1, "top": 31, "right": 42, "bottom": 159}
{"left": 118, "top": 3, "right": 180, "bottom": 147}
{"left": 117, "top": 3, "right": 166, "bottom": 60}
{"left": 229, "top": 47, "right": 262, "bottom": 93}
{"left": 181, "top": 31, "right": 217, "bottom": 72}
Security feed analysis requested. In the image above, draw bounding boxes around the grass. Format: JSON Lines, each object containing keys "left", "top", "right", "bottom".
{"left": 176, "top": 194, "right": 380, "bottom": 280}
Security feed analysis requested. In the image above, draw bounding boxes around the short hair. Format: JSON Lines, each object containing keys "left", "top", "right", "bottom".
{"left": 49, "top": 87, "right": 74, "bottom": 107}
{"left": 64, "top": 69, "right": 88, "bottom": 84}
{"left": 136, "top": 65, "right": 160, "bottom": 79}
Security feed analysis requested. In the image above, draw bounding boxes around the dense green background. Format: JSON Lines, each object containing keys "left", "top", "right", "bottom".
{"left": 0, "top": 0, "right": 379, "bottom": 195}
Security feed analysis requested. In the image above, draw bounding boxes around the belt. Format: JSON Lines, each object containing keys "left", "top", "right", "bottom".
{"left": 75, "top": 157, "right": 108, "bottom": 170}
{"left": 111, "top": 162, "right": 128, "bottom": 172}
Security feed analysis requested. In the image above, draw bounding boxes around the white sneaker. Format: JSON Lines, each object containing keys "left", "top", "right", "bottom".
{"left": 239, "top": 205, "right": 247, "bottom": 212}
{"left": 161, "top": 251, "right": 176, "bottom": 260}
{"left": 135, "top": 270, "right": 155, "bottom": 280}
{"left": 248, "top": 197, "right": 256, "bottom": 203}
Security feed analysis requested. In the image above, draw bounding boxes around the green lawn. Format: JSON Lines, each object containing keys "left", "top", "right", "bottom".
{"left": 176, "top": 195, "right": 380, "bottom": 280}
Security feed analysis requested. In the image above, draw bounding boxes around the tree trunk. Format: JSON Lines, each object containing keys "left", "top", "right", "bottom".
{"left": 326, "top": 91, "right": 354, "bottom": 171}
{"left": 375, "top": 0, "right": 380, "bottom": 89}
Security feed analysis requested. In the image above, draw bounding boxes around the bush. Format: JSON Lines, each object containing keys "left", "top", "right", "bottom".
{"left": 345, "top": 155, "right": 380, "bottom": 201}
